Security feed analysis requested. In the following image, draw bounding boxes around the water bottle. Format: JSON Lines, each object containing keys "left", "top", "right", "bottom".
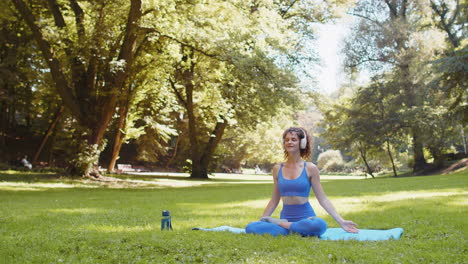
{"left": 161, "top": 210, "right": 172, "bottom": 230}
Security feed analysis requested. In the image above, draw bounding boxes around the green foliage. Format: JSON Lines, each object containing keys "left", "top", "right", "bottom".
{"left": 3, "top": 0, "right": 464, "bottom": 177}
{"left": 0, "top": 170, "right": 466, "bottom": 263}
{"left": 213, "top": 102, "right": 314, "bottom": 172}
{"left": 331, "top": 0, "right": 467, "bottom": 174}
{"left": 430, "top": 45, "right": 468, "bottom": 123}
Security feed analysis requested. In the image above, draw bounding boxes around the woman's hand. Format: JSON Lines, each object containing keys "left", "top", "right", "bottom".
{"left": 340, "top": 220, "right": 359, "bottom": 233}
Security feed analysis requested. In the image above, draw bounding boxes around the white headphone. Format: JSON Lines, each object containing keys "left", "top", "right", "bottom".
{"left": 299, "top": 128, "right": 307, "bottom": 150}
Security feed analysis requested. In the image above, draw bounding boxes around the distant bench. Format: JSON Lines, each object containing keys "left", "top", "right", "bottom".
{"left": 116, "top": 164, "right": 150, "bottom": 173}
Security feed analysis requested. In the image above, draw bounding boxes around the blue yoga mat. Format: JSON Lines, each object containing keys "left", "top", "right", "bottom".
{"left": 320, "top": 227, "right": 404, "bottom": 241}
{"left": 192, "top": 226, "right": 404, "bottom": 241}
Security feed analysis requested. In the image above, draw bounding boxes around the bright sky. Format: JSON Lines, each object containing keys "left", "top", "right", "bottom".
{"left": 312, "top": 16, "right": 354, "bottom": 94}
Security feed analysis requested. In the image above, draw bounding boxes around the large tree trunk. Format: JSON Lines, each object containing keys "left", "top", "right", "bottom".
{"left": 84, "top": 105, "right": 117, "bottom": 177}
{"left": 429, "top": 146, "right": 445, "bottom": 169}
{"left": 191, "top": 118, "right": 228, "bottom": 179}
{"left": 412, "top": 128, "right": 427, "bottom": 173}
{"left": 172, "top": 46, "right": 230, "bottom": 179}
{"left": 191, "top": 163, "right": 208, "bottom": 179}
{"left": 107, "top": 103, "right": 129, "bottom": 173}
{"left": 173, "top": 46, "right": 209, "bottom": 179}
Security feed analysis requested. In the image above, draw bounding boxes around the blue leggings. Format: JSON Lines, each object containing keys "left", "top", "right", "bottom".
{"left": 245, "top": 202, "right": 327, "bottom": 237}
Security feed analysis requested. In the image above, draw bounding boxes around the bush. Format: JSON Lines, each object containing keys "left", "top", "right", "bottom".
{"left": 317, "top": 150, "right": 344, "bottom": 172}
{"left": 367, "top": 159, "right": 385, "bottom": 173}
{"left": 343, "top": 161, "right": 360, "bottom": 173}
{"left": 324, "top": 160, "right": 345, "bottom": 172}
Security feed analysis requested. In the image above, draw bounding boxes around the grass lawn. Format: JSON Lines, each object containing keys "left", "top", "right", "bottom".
{"left": 0, "top": 169, "right": 466, "bottom": 263}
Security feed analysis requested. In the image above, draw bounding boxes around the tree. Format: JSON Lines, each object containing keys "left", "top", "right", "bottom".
{"left": 428, "top": 0, "right": 467, "bottom": 157}
{"left": 155, "top": 0, "right": 317, "bottom": 178}
{"left": 320, "top": 95, "right": 379, "bottom": 177}
{"left": 10, "top": 0, "right": 145, "bottom": 177}
{"left": 353, "top": 79, "right": 409, "bottom": 176}
{"left": 1, "top": 3, "right": 66, "bottom": 164}
{"left": 0, "top": 5, "right": 33, "bottom": 152}
{"left": 343, "top": 0, "right": 450, "bottom": 172}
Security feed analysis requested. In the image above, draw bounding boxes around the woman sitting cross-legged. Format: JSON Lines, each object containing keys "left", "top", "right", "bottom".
{"left": 245, "top": 127, "right": 359, "bottom": 237}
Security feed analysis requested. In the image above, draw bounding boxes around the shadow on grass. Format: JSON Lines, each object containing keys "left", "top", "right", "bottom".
{"left": 111, "top": 173, "right": 272, "bottom": 183}
{"left": 0, "top": 170, "right": 72, "bottom": 182}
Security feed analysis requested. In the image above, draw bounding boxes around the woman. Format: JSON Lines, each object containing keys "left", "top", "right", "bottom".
{"left": 245, "top": 127, "right": 358, "bottom": 237}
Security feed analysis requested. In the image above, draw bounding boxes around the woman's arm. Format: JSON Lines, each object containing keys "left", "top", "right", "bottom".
{"left": 261, "top": 164, "right": 281, "bottom": 217}
{"left": 307, "top": 163, "right": 359, "bottom": 233}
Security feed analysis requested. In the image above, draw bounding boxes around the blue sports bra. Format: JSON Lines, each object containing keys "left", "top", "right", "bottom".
{"left": 278, "top": 162, "right": 311, "bottom": 197}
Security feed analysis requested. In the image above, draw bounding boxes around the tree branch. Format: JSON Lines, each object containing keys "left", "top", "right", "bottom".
{"left": 280, "top": 0, "right": 299, "bottom": 18}
{"left": 141, "top": 27, "right": 226, "bottom": 60}
{"left": 201, "top": 116, "right": 228, "bottom": 165}
{"left": 345, "top": 57, "right": 396, "bottom": 68}
{"left": 384, "top": 0, "right": 398, "bottom": 19}
{"left": 346, "top": 12, "right": 382, "bottom": 27}
{"left": 430, "top": 0, "right": 460, "bottom": 48}
{"left": 47, "top": 0, "right": 66, "bottom": 27}
{"left": 400, "top": 0, "right": 408, "bottom": 18}
{"left": 11, "top": 0, "right": 82, "bottom": 120}
{"left": 69, "top": 0, "right": 85, "bottom": 37}
{"left": 46, "top": 0, "right": 89, "bottom": 110}
{"left": 168, "top": 78, "right": 187, "bottom": 108}
{"left": 448, "top": 0, "right": 460, "bottom": 26}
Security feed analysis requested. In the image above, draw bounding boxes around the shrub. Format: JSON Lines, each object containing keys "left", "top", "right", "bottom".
{"left": 317, "top": 150, "right": 344, "bottom": 171}
{"left": 324, "top": 160, "right": 345, "bottom": 172}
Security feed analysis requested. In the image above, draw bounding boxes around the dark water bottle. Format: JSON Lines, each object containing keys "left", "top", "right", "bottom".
{"left": 161, "top": 210, "right": 172, "bottom": 230}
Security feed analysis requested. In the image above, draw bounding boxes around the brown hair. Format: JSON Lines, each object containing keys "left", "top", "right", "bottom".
{"left": 282, "top": 127, "right": 312, "bottom": 160}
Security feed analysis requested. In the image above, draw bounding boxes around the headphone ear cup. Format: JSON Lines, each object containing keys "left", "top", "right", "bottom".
{"left": 300, "top": 137, "right": 307, "bottom": 149}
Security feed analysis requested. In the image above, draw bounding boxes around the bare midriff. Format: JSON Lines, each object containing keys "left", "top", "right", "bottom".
{"left": 282, "top": 196, "right": 308, "bottom": 205}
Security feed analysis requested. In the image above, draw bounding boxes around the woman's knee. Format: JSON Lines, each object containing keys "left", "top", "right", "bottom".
{"left": 245, "top": 221, "right": 289, "bottom": 236}
{"left": 290, "top": 218, "right": 327, "bottom": 237}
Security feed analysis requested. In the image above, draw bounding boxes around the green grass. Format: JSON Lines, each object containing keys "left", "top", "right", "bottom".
{"left": 0, "top": 170, "right": 466, "bottom": 263}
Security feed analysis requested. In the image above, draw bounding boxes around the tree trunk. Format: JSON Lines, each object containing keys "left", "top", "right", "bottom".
{"left": 461, "top": 126, "right": 467, "bottom": 154}
{"left": 359, "top": 144, "right": 374, "bottom": 178}
{"left": 174, "top": 47, "right": 207, "bottom": 178}
{"left": 48, "top": 129, "right": 57, "bottom": 166}
{"left": 107, "top": 103, "right": 129, "bottom": 173}
{"left": 33, "top": 105, "right": 64, "bottom": 164}
{"left": 429, "top": 146, "right": 445, "bottom": 169}
{"left": 386, "top": 140, "right": 398, "bottom": 177}
{"left": 165, "top": 135, "right": 179, "bottom": 169}
{"left": 412, "top": 128, "right": 427, "bottom": 172}
{"left": 191, "top": 163, "right": 208, "bottom": 179}
{"left": 83, "top": 108, "right": 116, "bottom": 177}
{"left": 0, "top": 100, "right": 5, "bottom": 147}
{"left": 191, "top": 118, "right": 228, "bottom": 179}
{"left": 171, "top": 46, "right": 229, "bottom": 179}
